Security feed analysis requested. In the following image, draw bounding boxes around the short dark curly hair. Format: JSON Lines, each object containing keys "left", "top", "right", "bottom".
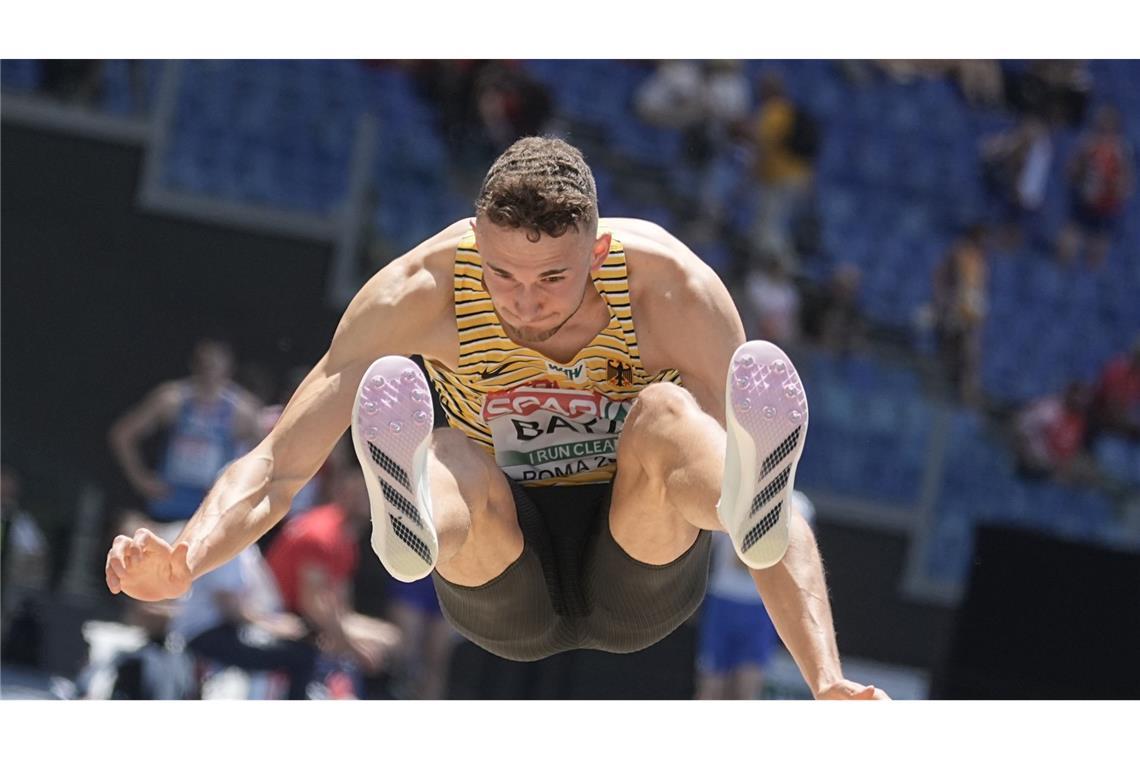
{"left": 475, "top": 136, "right": 598, "bottom": 243}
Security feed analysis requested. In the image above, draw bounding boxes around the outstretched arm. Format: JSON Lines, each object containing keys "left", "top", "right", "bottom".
{"left": 645, "top": 225, "right": 887, "bottom": 700}
{"left": 749, "top": 513, "right": 886, "bottom": 699}
{"left": 106, "top": 240, "right": 452, "bottom": 601}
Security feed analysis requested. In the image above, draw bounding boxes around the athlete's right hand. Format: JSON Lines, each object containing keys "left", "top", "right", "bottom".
{"left": 105, "top": 529, "right": 192, "bottom": 601}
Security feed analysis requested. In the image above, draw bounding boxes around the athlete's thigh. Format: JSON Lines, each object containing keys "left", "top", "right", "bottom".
{"left": 608, "top": 454, "right": 699, "bottom": 565}
{"left": 429, "top": 427, "right": 524, "bottom": 584}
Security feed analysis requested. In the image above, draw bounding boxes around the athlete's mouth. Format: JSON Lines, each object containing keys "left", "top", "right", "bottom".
{"left": 507, "top": 312, "right": 554, "bottom": 327}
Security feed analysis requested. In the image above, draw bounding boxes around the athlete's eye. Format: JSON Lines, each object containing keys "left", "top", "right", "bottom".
{"left": 542, "top": 277, "right": 565, "bottom": 284}
{"left": 491, "top": 270, "right": 513, "bottom": 280}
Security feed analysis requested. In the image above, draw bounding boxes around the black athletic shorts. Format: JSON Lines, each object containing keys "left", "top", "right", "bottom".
{"left": 431, "top": 477, "right": 712, "bottom": 662}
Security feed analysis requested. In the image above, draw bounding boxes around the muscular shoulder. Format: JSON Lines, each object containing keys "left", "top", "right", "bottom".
{"left": 611, "top": 216, "right": 734, "bottom": 319}
{"left": 604, "top": 217, "right": 721, "bottom": 300}
{"left": 337, "top": 219, "right": 470, "bottom": 362}
{"left": 359, "top": 218, "right": 470, "bottom": 309}
{"left": 603, "top": 218, "right": 738, "bottom": 371}
{"left": 151, "top": 380, "right": 190, "bottom": 415}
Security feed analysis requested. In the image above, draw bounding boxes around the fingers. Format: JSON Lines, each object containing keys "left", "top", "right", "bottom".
{"left": 105, "top": 534, "right": 132, "bottom": 594}
{"left": 106, "top": 563, "right": 121, "bottom": 594}
{"left": 817, "top": 679, "right": 889, "bottom": 700}
{"left": 849, "top": 683, "right": 890, "bottom": 700}
{"left": 106, "top": 531, "right": 163, "bottom": 594}
{"left": 134, "top": 528, "right": 166, "bottom": 554}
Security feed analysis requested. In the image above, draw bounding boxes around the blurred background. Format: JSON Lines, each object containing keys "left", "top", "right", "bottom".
{"left": 1, "top": 59, "right": 1138, "bottom": 700}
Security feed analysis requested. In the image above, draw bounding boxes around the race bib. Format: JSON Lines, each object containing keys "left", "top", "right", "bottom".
{"left": 167, "top": 435, "right": 226, "bottom": 487}
{"left": 482, "top": 382, "right": 632, "bottom": 483}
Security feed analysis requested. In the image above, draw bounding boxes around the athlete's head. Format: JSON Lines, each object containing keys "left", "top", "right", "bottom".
{"left": 189, "top": 338, "right": 234, "bottom": 386}
{"left": 473, "top": 136, "right": 611, "bottom": 344}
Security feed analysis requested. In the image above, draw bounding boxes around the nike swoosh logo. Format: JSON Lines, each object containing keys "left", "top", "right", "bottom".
{"left": 478, "top": 361, "right": 531, "bottom": 382}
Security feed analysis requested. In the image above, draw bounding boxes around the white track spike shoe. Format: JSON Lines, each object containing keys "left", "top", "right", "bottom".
{"left": 718, "top": 341, "right": 809, "bottom": 569}
{"left": 350, "top": 356, "right": 437, "bottom": 582}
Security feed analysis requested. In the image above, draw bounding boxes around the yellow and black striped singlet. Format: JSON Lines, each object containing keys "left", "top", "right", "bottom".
{"left": 425, "top": 229, "right": 681, "bottom": 486}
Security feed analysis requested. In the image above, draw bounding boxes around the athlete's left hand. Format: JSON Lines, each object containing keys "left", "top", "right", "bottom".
{"left": 816, "top": 679, "right": 891, "bottom": 700}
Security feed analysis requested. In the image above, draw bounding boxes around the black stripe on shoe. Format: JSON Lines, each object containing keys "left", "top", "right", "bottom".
{"left": 367, "top": 441, "right": 410, "bottom": 491}
{"left": 761, "top": 426, "right": 801, "bottom": 480}
{"left": 381, "top": 478, "right": 424, "bottom": 529}
{"left": 742, "top": 501, "right": 783, "bottom": 553}
{"left": 750, "top": 464, "right": 790, "bottom": 518}
{"left": 389, "top": 515, "right": 433, "bottom": 565}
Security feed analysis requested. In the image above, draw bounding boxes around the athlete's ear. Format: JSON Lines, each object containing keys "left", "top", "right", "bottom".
{"left": 590, "top": 232, "right": 612, "bottom": 270}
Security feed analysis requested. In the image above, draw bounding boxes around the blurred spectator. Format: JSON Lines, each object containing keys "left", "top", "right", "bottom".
{"left": 171, "top": 545, "right": 318, "bottom": 700}
{"left": 697, "top": 492, "right": 816, "bottom": 700}
{"left": 108, "top": 338, "right": 260, "bottom": 528}
{"left": 473, "top": 63, "right": 552, "bottom": 153}
{"left": 635, "top": 60, "right": 705, "bottom": 131}
{"left": 745, "top": 254, "right": 801, "bottom": 345}
{"left": 1, "top": 465, "right": 49, "bottom": 667}
{"left": 636, "top": 60, "right": 752, "bottom": 228}
{"left": 746, "top": 72, "right": 818, "bottom": 266}
{"left": 980, "top": 116, "right": 1054, "bottom": 245}
{"left": 846, "top": 61, "right": 1003, "bottom": 109}
{"left": 265, "top": 450, "right": 401, "bottom": 695}
{"left": 1089, "top": 338, "right": 1140, "bottom": 441}
{"left": 411, "top": 60, "right": 483, "bottom": 157}
{"left": 932, "top": 226, "right": 988, "bottom": 405}
{"left": 636, "top": 60, "right": 751, "bottom": 157}
{"left": 387, "top": 578, "right": 456, "bottom": 699}
{"left": 954, "top": 60, "right": 1005, "bottom": 109}
{"left": 1056, "top": 105, "right": 1135, "bottom": 269}
{"left": 1005, "top": 60, "right": 1090, "bottom": 128}
{"left": 801, "top": 262, "right": 866, "bottom": 354}
{"left": 77, "top": 513, "right": 193, "bottom": 699}
{"left": 414, "top": 61, "right": 551, "bottom": 176}
{"left": 90, "top": 598, "right": 194, "bottom": 699}
{"left": 1013, "top": 382, "right": 1095, "bottom": 483}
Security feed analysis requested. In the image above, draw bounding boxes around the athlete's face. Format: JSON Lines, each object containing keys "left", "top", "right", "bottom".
{"left": 191, "top": 341, "right": 233, "bottom": 386}
{"left": 473, "top": 218, "right": 611, "bottom": 344}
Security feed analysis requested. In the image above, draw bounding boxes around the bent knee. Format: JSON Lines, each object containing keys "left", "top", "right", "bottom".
{"left": 626, "top": 382, "right": 698, "bottom": 428}
{"left": 428, "top": 426, "right": 513, "bottom": 512}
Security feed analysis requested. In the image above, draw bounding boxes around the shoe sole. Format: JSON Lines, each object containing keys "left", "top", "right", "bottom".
{"left": 350, "top": 356, "right": 437, "bottom": 582}
{"left": 718, "top": 341, "right": 809, "bottom": 569}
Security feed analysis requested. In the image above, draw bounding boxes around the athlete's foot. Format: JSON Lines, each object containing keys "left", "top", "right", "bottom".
{"left": 718, "top": 341, "right": 809, "bottom": 569}
{"left": 351, "top": 356, "right": 438, "bottom": 582}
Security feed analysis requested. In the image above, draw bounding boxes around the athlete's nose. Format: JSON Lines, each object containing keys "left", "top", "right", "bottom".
{"left": 513, "top": 291, "right": 544, "bottom": 322}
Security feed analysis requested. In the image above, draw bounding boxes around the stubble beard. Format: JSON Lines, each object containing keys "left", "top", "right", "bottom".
{"left": 496, "top": 278, "right": 592, "bottom": 345}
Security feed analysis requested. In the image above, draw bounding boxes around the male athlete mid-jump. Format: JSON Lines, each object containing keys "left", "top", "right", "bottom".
{"left": 106, "top": 136, "right": 888, "bottom": 699}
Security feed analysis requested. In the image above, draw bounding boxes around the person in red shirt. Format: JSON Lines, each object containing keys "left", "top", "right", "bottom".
{"left": 1057, "top": 105, "right": 1135, "bottom": 269}
{"left": 1090, "top": 338, "right": 1140, "bottom": 440}
{"left": 1014, "top": 382, "right": 1093, "bottom": 481}
{"left": 265, "top": 446, "right": 400, "bottom": 682}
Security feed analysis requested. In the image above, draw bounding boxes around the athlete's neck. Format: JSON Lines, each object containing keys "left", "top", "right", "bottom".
{"left": 190, "top": 378, "right": 227, "bottom": 402}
